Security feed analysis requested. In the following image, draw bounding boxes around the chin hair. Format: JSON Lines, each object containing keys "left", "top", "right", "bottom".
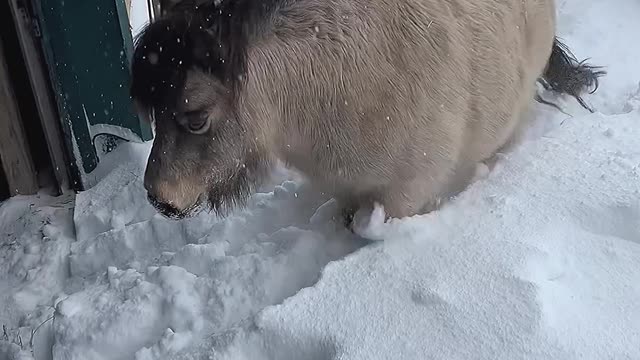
{"left": 205, "top": 152, "right": 271, "bottom": 217}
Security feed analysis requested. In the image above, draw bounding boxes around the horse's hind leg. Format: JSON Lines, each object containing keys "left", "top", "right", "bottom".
{"left": 337, "top": 188, "right": 423, "bottom": 230}
{"left": 335, "top": 193, "right": 370, "bottom": 230}
{"left": 377, "top": 176, "right": 450, "bottom": 220}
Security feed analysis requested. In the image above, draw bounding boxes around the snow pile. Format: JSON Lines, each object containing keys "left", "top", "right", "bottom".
{"left": 234, "top": 109, "right": 640, "bottom": 360}
{"left": 129, "top": 0, "right": 151, "bottom": 39}
{"left": 2, "top": 0, "right": 640, "bottom": 358}
{"left": 0, "top": 194, "right": 75, "bottom": 359}
{"left": 41, "top": 104, "right": 640, "bottom": 360}
{"left": 555, "top": 0, "right": 640, "bottom": 115}
{"left": 54, "top": 161, "right": 366, "bottom": 360}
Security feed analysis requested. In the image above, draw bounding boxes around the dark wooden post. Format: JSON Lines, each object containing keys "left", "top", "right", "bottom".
{"left": 0, "top": 36, "right": 38, "bottom": 195}
{"left": 7, "top": 0, "right": 70, "bottom": 193}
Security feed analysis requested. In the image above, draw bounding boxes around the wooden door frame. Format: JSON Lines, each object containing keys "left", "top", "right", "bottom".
{"left": 0, "top": 36, "right": 39, "bottom": 196}
{"left": 7, "top": 0, "right": 70, "bottom": 193}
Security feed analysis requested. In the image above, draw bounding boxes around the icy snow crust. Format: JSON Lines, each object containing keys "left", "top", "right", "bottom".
{"left": 2, "top": 0, "right": 640, "bottom": 358}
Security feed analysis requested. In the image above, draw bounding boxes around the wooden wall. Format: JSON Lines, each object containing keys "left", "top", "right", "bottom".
{"left": 0, "top": 36, "right": 39, "bottom": 196}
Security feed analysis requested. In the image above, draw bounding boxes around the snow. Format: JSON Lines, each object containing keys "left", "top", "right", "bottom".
{"left": 2, "top": 0, "right": 640, "bottom": 359}
{"left": 129, "top": 0, "right": 151, "bottom": 39}
{"left": 554, "top": 0, "right": 640, "bottom": 115}
{"left": 246, "top": 110, "right": 640, "bottom": 360}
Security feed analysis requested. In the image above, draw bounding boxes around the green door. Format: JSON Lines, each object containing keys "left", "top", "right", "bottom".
{"left": 33, "top": 0, "right": 152, "bottom": 189}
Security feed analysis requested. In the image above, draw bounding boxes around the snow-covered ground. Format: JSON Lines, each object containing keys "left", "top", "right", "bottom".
{"left": 2, "top": 0, "right": 640, "bottom": 359}
{"left": 129, "top": 0, "right": 151, "bottom": 39}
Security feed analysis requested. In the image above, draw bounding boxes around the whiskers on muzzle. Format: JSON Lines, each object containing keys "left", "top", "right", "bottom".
{"left": 146, "top": 193, "right": 205, "bottom": 220}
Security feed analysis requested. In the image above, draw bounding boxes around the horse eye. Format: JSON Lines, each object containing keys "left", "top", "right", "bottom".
{"left": 184, "top": 111, "right": 210, "bottom": 134}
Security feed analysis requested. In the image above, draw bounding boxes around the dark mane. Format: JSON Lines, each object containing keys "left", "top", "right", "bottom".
{"left": 130, "top": 0, "right": 287, "bottom": 111}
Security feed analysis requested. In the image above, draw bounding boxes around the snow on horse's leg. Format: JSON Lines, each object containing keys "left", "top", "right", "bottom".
{"left": 352, "top": 202, "right": 387, "bottom": 241}
{"left": 472, "top": 162, "right": 491, "bottom": 182}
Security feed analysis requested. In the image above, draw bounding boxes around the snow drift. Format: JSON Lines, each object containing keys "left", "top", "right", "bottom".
{"left": 1, "top": 0, "right": 640, "bottom": 358}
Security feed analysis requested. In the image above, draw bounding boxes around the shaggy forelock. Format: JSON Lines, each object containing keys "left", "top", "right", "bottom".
{"left": 130, "top": 16, "right": 216, "bottom": 111}
{"left": 130, "top": 0, "right": 287, "bottom": 114}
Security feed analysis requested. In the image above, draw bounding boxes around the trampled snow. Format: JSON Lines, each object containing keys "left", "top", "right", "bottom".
{"left": 1, "top": 0, "right": 640, "bottom": 359}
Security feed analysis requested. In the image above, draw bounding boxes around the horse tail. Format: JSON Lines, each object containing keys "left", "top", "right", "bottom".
{"left": 536, "top": 37, "right": 606, "bottom": 112}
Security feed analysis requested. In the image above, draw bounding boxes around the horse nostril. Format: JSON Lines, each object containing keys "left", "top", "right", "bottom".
{"left": 146, "top": 193, "right": 185, "bottom": 219}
